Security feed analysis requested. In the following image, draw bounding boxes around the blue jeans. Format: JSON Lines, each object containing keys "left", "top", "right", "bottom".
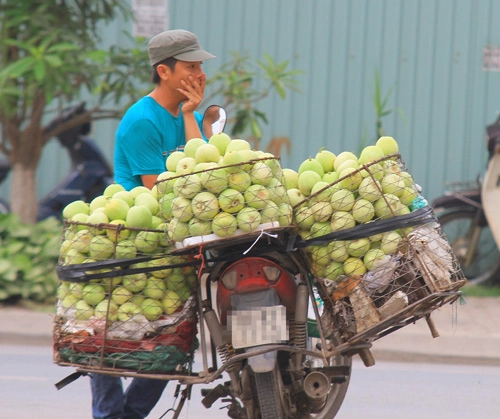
{"left": 90, "top": 373, "right": 168, "bottom": 419}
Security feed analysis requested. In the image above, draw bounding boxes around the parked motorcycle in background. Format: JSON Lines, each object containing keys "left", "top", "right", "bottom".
{"left": 432, "top": 113, "right": 500, "bottom": 285}
{"left": 0, "top": 102, "right": 114, "bottom": 221}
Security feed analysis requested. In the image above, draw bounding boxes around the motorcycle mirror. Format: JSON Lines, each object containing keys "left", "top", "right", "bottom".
{"left": 202, "top": 105, "right": 227, "bottom": 139}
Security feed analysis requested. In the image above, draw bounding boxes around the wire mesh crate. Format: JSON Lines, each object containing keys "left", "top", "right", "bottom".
{"left": 53, "top": 220, "right": 200, "bottom": 376}
{"left": 291, "top": 154, "right": 467, "bottom": 343}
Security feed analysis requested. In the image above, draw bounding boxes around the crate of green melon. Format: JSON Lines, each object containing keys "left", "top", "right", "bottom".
{"left": 53, "top": 185, "right": 201, "bottom": 377}
{"left": 155, "top": 135, "right": 294, "bottom": 250}
{"left": 288, "top": 137, "right": 467, "bottom": 343}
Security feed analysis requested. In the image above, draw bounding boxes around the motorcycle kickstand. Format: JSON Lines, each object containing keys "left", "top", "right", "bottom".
{"left": 159, "top": 383, "right": 192, "bottom": 419}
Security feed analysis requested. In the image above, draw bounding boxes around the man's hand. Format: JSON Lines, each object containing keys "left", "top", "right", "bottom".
{"left": 179, "top": 74, "right": 206, "bottom": 115}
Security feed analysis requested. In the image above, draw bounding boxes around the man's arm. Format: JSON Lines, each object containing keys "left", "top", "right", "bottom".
{"left": 183, "top": 112, "right": 203, "bottom": 141}
{"left": 141, "top": 174, "right": 158, "bottom": 189}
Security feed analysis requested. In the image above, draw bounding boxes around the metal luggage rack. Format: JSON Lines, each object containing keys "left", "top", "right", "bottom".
{"left": 172, "top": 225, "right": 297, "bottom": 250}
{"left": 330, "top": 288, "right": 464, "bottom": 357}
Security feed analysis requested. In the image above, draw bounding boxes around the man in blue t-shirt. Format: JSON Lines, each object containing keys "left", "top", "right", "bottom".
{"left": 91, "top": 29, "right": 215, "bottom": 419}
{"left": 113, "top": 29, "right": 215, "bottom": 191}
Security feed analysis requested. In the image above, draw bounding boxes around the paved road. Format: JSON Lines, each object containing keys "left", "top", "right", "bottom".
{"left": 1, "top": 294, "right": 500, "bottom": 418}
{"left": 2, "top": 343, "right": 499, "bottom": 419}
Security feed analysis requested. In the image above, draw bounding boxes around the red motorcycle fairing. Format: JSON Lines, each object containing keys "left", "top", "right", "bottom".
{"left": 216, "top": 256, "right": 298, "bottom": 325}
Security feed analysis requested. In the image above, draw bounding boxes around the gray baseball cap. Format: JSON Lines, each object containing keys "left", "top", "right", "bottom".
{"left": 147, "top": 29, "right": 215, "bottom": 66}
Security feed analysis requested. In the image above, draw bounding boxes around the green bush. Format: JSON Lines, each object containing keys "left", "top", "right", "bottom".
{"left": 0, "top": 214, "right": 61, "bottom": 303}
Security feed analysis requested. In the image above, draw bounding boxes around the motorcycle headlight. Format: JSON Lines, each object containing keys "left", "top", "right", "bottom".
{"left": 263, "top": 266, "right": 281, "bottom": 283}
{"left": 221, "top": 270, "right": 238, "bottom": 290}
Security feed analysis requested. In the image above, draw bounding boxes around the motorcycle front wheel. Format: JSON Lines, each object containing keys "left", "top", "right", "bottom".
{"left": 437, "top": 209, "right": 500, "bottom": 285}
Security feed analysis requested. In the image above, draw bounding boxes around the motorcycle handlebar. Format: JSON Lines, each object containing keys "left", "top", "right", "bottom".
{"left": 43, "top": 102, "right": 91, "bottom": 143}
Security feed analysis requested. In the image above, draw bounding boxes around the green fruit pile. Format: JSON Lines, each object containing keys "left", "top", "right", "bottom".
{"left": 57, "top": 262, "right": 197, "bottom": 322}
{"left": 156, "top": 133, "right": 293, "bottom": 242}
{"left": 58, "top": 183, "right": 198, "bottom": 325}
{"left": 55, "top": 133, "right": 293, "bottom": 327}
{"left": 60, "top": 183, "right": 171, "bottom": 266}
{"left": 288, "top": 136, "right": 423, "bottom": 282}
{"left": 56, "top": 133, "right": 421, "bottom": 325}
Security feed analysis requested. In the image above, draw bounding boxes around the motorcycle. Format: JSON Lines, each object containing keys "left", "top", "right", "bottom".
{"left": 432, "top": 113, "right": 500, "bottom": 285}
{"left": 54, "top": 105, "right": 465, "bottom": 418}
{"left": 0, "top": 102, "right": 114, "bottom": 221}
{"left": 193, "top": 230, "right": 353, "bottom": 418}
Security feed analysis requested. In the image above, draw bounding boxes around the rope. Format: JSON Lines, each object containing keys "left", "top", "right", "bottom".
{"left": 243, "top": 230, "right": 279, "bottom": 255}
{"left": 194, "top": 244, "right": 205, "bottom": 279}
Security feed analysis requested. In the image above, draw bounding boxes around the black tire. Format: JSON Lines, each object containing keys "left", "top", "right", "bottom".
{"left": 255, "top": 369, "right": 283, "bottom": 419}
{"left": 252, "top": 334, "right": 352, "bottom": 419}
{"left": 437, "top": 209, "right": 500, "bottom": 285}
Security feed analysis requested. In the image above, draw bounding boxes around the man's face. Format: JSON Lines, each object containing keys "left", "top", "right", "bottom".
{"left": 169, "top": 60, "right": 205, "bottom": 91}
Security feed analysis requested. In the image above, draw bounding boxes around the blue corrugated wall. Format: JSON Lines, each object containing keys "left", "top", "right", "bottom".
{"left": 3, "top": 0, "right": 500, "bottom": 207}
{"left": 170, "top": 0, "right": 500, "bottom": 202}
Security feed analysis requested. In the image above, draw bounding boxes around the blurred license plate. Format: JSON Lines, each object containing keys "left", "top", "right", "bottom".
{"left": 229, "top": 305, "right": 288, "bottom": 349}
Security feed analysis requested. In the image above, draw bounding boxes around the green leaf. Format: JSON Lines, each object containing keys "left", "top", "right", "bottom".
{"left": 47, "top": 43, "right": 80, "bottom": 53}
{"left": 43, "top": 55, "right": 63, "bottom": 67}
{"left": 0, "top": 214, "right": 18, "bottom": 228}
{"left": 0, "top": 57, "right": 36, "bottom": 79}
{"left": 43, "top": 236, "right": 61, "bottom": 258}
{"left": 251, "top": 120, "right": 262, "bottom": 139}
{"left": 24, "top": 245, "right": 42, "bottom": 256}
{"left": 274, "top": 82, "right": 286, "bottom": 99}
{"left": 33, "top": 60, "right": 47, "bottom": 81}
{"left": 0, "top": 86, "right": 22, "bottom": 97}
{"left": 86, "top": 49, "right": 108, "bottom": 62}
{"left": 2, "top": 38, "right": 32, "bottom": 50}
{"left": 254, "top": 110, "right": 268, "bottom": 125}
{"left": 14, "top": 253, "right": 32, "bottom": 270}
{"left": 3, "top": 269, "right": 19, "bottom": 282}
{"left": 25, "top": 266, "right": 47, "bottom": 281}
{"left": 7, "top": 242, "right": 24, "bottom": 255}
{"left": 0, "top": 260, "right": 12, "bottom": 275}
{"left": 10, "top": 226, "right": 32, "bottom": 238}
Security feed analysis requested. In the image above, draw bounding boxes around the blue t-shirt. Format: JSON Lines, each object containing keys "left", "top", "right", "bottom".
{"left": 114, "top": 96, "right": 203, "bottom": 191}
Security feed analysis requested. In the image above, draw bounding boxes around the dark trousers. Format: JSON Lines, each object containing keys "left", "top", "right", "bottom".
{"left": 90, "top": 373, "right": 168, "bottom": 419}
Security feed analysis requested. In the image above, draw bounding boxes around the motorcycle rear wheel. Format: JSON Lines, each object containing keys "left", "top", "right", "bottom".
{"left": 252, "top": 334, "right": 352, "bottom": 419}
{"left": 254, "top": 369, "right": 284, "bottom": 419}
{"left": 307, "top": 334, "right": 351, "bottom": 419}
{"left": 437, "top": 209, "right": 500, "bottom": 285}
